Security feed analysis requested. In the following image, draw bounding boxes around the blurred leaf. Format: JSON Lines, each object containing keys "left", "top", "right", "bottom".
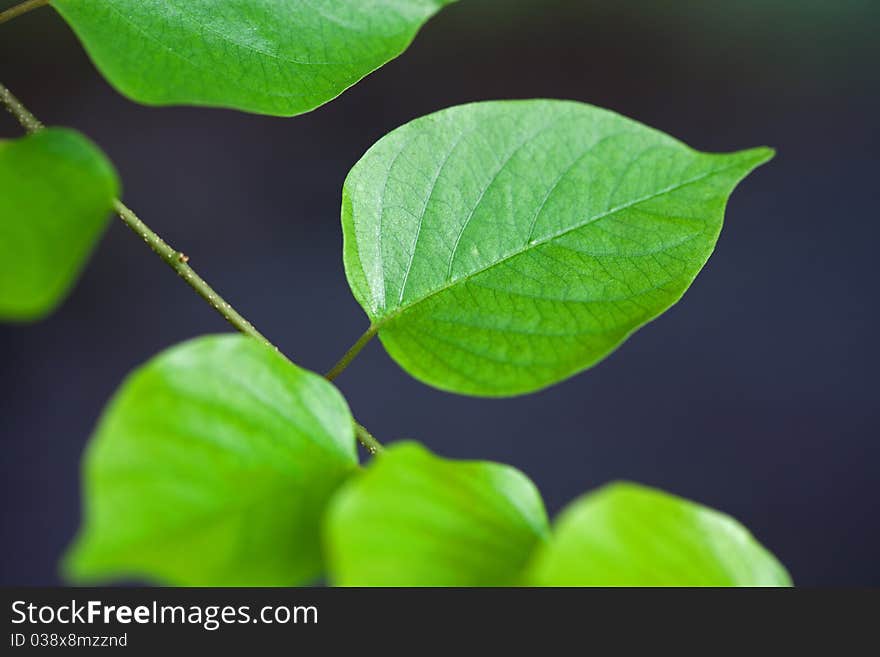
{"left": 51, "top": 0, "right": 457, "bottom": 116}
{"left": 64, "top": 335, "right": 358, "bottom": 586}
{"left": 343, "top": 100, "right": 773, "bottom": 396}
{"left": 0, "top": 128, "right": 118, "bottom": 321}
{"left": 325, "top": 442, "right": 549, "bottom": 586}
{"left": 527, "top": 482, "right": 792, "bottom": 586}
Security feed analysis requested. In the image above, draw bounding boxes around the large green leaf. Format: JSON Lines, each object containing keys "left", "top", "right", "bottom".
{"left": 0, "top": 128, "right": 118, "bottom": 321}
{"left": 527, "top": 482, "right": 792, "bottom": 587}
{"left": 64, "top": 335, "right": 358, "bottom": 586}
{"left": 342, "top": 100, "right": 773, "bottom": 396}
{"left": 51, "top": 0, "right": 457, "bottom": 117}
{"left": 324, "top": 442, "right": 549, "bottom": 586}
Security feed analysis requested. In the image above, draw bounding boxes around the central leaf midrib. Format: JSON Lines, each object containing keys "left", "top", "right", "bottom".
{"left": 372, "top": 157, "right": 749, "bottom": 331}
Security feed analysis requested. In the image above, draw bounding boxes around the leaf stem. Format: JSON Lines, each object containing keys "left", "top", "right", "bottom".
{"left": 1, "top": 81, "right": 274, "bottom": 349}
{"left": 0, "top": 81, "right": 43, "bottom": 133}
{"left": 0, "top": 80, "right": 383, "bottom": 452}
{"left": 112, "top": 200, "right": 275, "bottom": 349}
{"left": 354, "top": 422, "right": 383, "bottom": 455}
{"left": 0, "top": 0, "right": 50, "bottom": 25}
{"left": 325, "top": 325, "right": 377, "bottom": 381}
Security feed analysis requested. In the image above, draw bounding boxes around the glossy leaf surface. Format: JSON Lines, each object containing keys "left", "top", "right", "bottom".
{"left": 527, "top": 482, "right": 792, "bottom": 586}
{"left": 65, "top": 335, "right": 358, "bottom": 586}
{"left": 0, "top": 128, "right": 118, "bottom": 321}
{"left": 342, "top": 100, "right": 773, "bottom": 395}
{"left": 52, "top": 0, "right": 457, "bottom": 116}
{"left": 325, "top": 442, "right": 549, "bottom": 586}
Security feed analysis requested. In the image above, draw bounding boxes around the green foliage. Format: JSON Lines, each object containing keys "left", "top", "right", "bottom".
{"left": 1, "top": 1, "right": 790, "bottom": 588}
{"left": 527, "top": 483, "right": 792, "bottom": 587}
{"left": 51, "top": 0, "right": 457, "bottom": 116}
{"left": 342, "top": 100, "right": 773, "bottom": 396}
{"left": 324, "top": 445, "right": 789, "bottom": 587}
{"left": 324, "top": 442, "right": 549, "bottom": 586}
{"left": 64, "top": 335, "right": 358, "bottom": 586}
{"left": 0, "top": 128, "right": 118, "bottom": 321}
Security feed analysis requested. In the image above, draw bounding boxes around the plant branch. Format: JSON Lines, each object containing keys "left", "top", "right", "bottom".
{"left": 354, "top": 422, "right": 383, "bottom": 455}
{"left": 0, "top": 0, "right": 49, "bottom": 25}
{"left": 1, "top": 80, "right": 383, "bottom": 452}
{"left": 112, "top": 201, "right": 275, "bottom": 349}
{"left": 325, "top": 325, "right": 377, "bottom": 381}
{"left": 1, "top": 82, "right": 275, "bottom": 350}
{"left": 0, "top": 82, "right": 43, "bottom": 133}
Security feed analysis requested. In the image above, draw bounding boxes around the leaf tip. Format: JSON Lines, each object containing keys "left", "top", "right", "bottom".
{"left": 743, "top": 145, "right": 776, "bottom": 169}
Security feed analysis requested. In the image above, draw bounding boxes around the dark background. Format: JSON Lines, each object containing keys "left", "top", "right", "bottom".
{"left": 1, "top": 0, "right": 877, "bottom": 586}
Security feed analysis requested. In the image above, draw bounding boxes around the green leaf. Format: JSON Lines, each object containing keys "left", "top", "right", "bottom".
{"left": 527, "top": 482, "right": 792, "bottom": 587}
{"left": 324, "top": 442, "right": 549, "bottom": 586}
{"left": 342, "top": 100, "right": 774, "bottom": 396}
{"left": 64, "top": 335, "right": 358, "bottom": 586}
{"left": 0, "top": 128, "right": 118, "bottom": 321}
{"left": 51, "top": 0, "right": 457, "bottom": 117}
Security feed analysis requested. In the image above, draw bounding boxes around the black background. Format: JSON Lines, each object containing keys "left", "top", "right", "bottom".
{"left": 1, "top": 1, "right": 878, "bottom": 586}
